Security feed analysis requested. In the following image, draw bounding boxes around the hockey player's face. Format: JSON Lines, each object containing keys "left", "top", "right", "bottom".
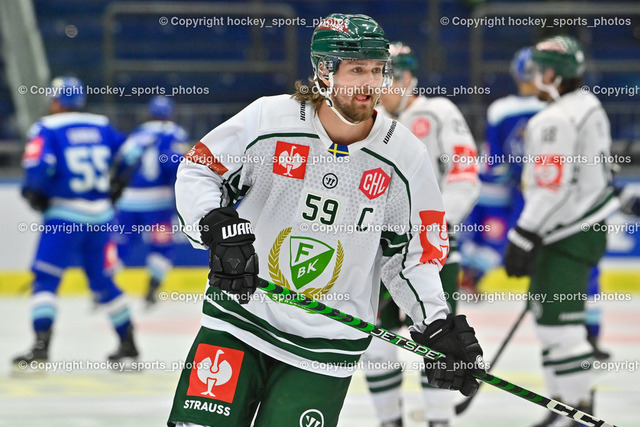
{"left": 380, "top": 71, "right": 411, "bottom": 115}
{"left": 331, "top": 60, "right": 385, "bottom": 122}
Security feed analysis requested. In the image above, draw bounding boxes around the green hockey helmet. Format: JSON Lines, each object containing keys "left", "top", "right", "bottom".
{"left": 389, "top": 41, "right": 418, "bottom": 78}
{"left": 531, "top": 35, "right": 585, "bottom": 79}
{"left": 310, "top": 13, "right": 391, "bottom": 77}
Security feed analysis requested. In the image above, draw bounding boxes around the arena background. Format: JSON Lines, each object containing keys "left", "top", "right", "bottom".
{"left": 0, "top": 1, "right": 639, "bottom": 426}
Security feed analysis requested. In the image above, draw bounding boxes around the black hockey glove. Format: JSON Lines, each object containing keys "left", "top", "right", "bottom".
{"left": 618, "top": 186, "right": 640, "bottom": 217}
{"left": 199, "top": 207, "right": 259, "bottom": 304}
{"left": 411, "top": 314, "right": 485, "bottom": 397}
{"left": 21, "top": 188, "right": 49, "bottom": 212}
{"left": 109, "top": 173, "right": 129, "bottom": 204}
{"left": 504, "top": 226, "right": 542, "bottom": 277}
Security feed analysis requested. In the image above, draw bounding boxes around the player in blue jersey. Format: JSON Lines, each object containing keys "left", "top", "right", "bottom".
{"left": 460, "top": 47, "right": 546, "bottom": 290}
{"left": 14, "top": 76, "right": 139, "bottom": 369}
{"left": 111, "top": 95, "right": 189, "bottom": 306}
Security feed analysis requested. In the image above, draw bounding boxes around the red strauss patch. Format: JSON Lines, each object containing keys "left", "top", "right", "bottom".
{"left": 184, "top": 142, "right": 229, "bottom": 176}
{"left": 273, "top": 141, "right": 309, "bottom": 179}
{"left": 449, "top": 145, "right": 479, "bottom": 180}
{"left": 187, "top": 344, "right": 244, "bottom": 403}
{"left": 534, "top": 154, "right": 563, "bottom": 189}
{"left": 359, "top": 168, "right": 390, "bottom": 200}
{"left": 418, "top": 210, "right": 449, "bottom": 267}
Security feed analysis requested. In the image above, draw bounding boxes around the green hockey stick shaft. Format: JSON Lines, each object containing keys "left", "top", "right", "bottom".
{"left": 257, "top": 279, "right": 616, "bottom": 427}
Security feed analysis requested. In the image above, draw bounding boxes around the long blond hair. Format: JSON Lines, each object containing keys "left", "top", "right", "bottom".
{"left": 290, "top": 77, "right": 327, "bottom": 108}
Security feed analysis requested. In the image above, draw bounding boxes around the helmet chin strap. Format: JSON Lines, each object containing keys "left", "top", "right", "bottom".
{"left": 316, "top": 73, "right": 362, "bottom": 126}
{"left": 534, "top": 73, "right": 562, "bottom": 100}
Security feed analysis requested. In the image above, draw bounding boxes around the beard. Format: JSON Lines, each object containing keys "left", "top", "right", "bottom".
{"left": 331, "top": 88, "right": 377, "bottom": 123}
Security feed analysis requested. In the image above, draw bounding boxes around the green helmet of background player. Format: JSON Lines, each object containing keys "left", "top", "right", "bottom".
{"left": 310, "top": 13, "right": 391, "bottom": 76}
{"left": 389, "top": 41, "right": 418, "bottom": 77}
{"left": 531, "top": 35, "right": 585, "bottom": 79}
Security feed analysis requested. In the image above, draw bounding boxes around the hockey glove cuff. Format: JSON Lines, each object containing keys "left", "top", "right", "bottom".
{"left": 21, "top": 188, "right": 49, "bottom": 212}
{"left": 410, "top": 314, "right": 485, "bottom": 397}
{"left": 200, "top": 207, "right": 259, "bottom": 304}
{"left": 504, "top": 226, "right": 542, "bottom": 277}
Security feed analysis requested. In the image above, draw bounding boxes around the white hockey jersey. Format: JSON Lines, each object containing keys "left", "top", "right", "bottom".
{"left": 519, "top": 90, "right": 619, "bottom": 242}
{"left": 380, "top": 96, "right": 480, "bottom": 226}
{"left": 176, "top": 95, "right": 450, "bottom": 377}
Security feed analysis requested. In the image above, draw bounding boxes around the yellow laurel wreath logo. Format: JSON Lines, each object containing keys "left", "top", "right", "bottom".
{"left": 268, "top": 227, "right": 343, "bottom": 301}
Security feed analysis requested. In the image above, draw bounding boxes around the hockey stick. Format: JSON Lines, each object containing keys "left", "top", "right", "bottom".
{"left": 454, "top": 306, "right": 528, "bottom": 414}
{"left": 257, "top": 279, "right": 616, "bottom": 427}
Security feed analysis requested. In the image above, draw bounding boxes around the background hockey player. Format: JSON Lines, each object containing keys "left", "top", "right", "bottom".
{"left": 14, "top": 76, "right": 139, "bottom": 369}
{"left": 460, "top": 46, "right": 610, "bottom": 360}
{"left": 167, "top": 14, "right": 485, "bottom": 427}
{"left": 362, "top": 42, "right": 480, "bottom": 427}
{"left": 503, "top": 36, "right": 619, "bottom": 426}
{"left": 460, "top": 46, "right": 546, "bottom": 292}
{"left": 111, "top": 95, "right": 189, "bottom": 306}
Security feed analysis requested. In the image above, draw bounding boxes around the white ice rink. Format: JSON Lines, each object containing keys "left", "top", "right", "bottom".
{"left": 1, "top": 295, "right": 638, "bottom": 427}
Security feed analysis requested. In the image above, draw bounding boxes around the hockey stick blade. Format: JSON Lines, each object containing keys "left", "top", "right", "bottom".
{"left": 455, "top": 306, "right": 528, "bottom": 415}
{"left": 257, "top": 279, "right": 617, "bottom": 427}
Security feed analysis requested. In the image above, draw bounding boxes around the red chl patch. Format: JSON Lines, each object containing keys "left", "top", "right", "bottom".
{"left": 273, "top": 141, "right": 309, "bottom": 180}
{"left": 23, "top": 136, "right": 44, "bottom": 163}
{"left": 533, "top": 154, "right": 563, "bottom": 189}
{"left": 449, "top": 145, "right": 479, "bottom": 182}
{"left": 359, "top": 168, "right": 390, "bottom": 200}
{"left": 418, "top": 210, "right": 449, "bottom": 268}
{"left": 187, "top": 344, "right": 244, "bottom": 403}
{"left": 184, "top": 141, "right": 229, "bottom": 176}
{"left": 411, "top": 117, "right": 431, "bottom": 139}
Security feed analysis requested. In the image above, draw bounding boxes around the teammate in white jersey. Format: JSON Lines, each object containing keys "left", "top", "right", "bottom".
{"left": 504, "top": 35, "right": 618, "bottom": 427}
{"left": 167, "top": 14, "right": 485, "bottom": 427}
{"left": 363, "top": 42, "right": 480, "bottom": 427}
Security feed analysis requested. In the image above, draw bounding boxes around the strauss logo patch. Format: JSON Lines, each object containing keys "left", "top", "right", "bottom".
{"left": 187, "top": 344, "right": 244, "bottom": 403}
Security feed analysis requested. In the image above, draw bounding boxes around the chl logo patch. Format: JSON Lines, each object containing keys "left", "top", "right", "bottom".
{"left": 187, "top": 344, "right": 244, "bottom": 403}
{"left": 299, "top": 409, "right": 325, "bottom": 427}
{"left": 273, "top": 141, "right": 309, "bottom": 179}
{"left": 411, "top": 117, "right": 431, "bottom": 139}
{"left": 359, "top": 168, "right": 390, "bottom": 200}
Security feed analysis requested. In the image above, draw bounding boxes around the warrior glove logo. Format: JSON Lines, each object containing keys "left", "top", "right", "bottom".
{"left": 221, "top": 222, "right": 254, "bottom": 240}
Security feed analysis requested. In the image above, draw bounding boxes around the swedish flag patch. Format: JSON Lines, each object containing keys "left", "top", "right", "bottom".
{"left": 327, "top": 143, "right": 349, "bottom": 158}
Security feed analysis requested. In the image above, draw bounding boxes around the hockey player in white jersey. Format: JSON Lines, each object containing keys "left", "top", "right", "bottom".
{"left": 363, "top": 42, "right": 480, "bottom": 427}
{"left": 167, "top": 14, "right": 485, "bottom": 427}
{"left": 504, "top": 35, "right": 618, "bottom": 427}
